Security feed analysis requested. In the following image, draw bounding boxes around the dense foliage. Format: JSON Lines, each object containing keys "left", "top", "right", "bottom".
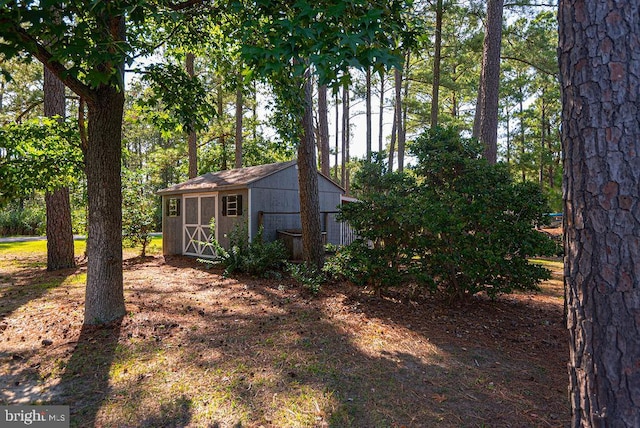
{"left": 0, "top": 118, "right": 83, "bottom": 205}
{"left": 122, "top": 170, "right": 156, "bottom": 257}
{"left": 333, "top": 127, "right": 557, "bottom": 301}
{"left": 0, "top": 199, "right": 46, "bottom": 236}
{"left": 199, "top": 223, "right": 287, "bottom": 277}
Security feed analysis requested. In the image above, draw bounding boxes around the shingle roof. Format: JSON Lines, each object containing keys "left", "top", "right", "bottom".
{"left": 156, "top": 160, "right": 297, "bottom": 195}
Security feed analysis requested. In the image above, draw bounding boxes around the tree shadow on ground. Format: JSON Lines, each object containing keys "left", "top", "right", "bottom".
{"left": 55, "top": 319, "right": 123, "bottom": 427}
{"left": 341, "top": 285, "right": 570, "bottom": 426}
{"left": 167, "top": 290, "right": 446, "bottom": 425}
{"left": 0, "top": 266, "right": 78, "bottom": 323}
{"left": 138, "top": 395, "right": 193, "bottom": 428}
{"left": 2, "top": 254, "right": 568, "bottom": 426}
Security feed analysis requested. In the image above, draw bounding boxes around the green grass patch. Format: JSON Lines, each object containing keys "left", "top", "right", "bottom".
{"left": 529, "top": 258, "right": 563, "bottom": 270}
{"left": 0, "top": 239, "right": 87, "bottom": 256}
{"left": 0, "top": 235, "right": 162, "bottom": 258}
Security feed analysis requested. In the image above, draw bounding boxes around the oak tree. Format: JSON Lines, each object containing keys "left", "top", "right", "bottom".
{"left": 0, "top": 1, "right": 190, "bottom": 324}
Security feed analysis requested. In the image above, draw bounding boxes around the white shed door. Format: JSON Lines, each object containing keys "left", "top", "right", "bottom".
{"left": 183, "top": 195, "right": 217, "bottom": 257}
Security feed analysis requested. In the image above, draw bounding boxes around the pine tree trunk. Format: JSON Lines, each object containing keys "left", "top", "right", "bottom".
{"left": 217, "top": 78, "right": 227, "bottom": 170}
{"left": 83, "top": 86, "right": 126, "bottom": 324}
{"left": 43, "top": 66, "right": 75, "bottom": 271}
{"left": 474, "top": 0, "right": 503, "bottom": 164}
{"left": 378, "top": 72, "right": 385, "bottom": 153}
{"left": 560, "top": 1, "right": 640, "bottom": 426}
{"left": 298, "top": 74, "right": 324, "bottom": 270}
{"left": 235, "top": 82, "right": 243, "bottom": 169}
{"left": 317, "top": 84, "right": 330, "bottom": 176}
{"left": 430, "top": 0, "right": 443, "bottom": 129}
{"left": 388, "top": 101, "right": 396, "bottom": 173}
{"left": 186, "top": 52, "right": 198, "bottom": 178}
{"left": 45, "top": 188, "right": 75, "bottom": 271}
{"left": 334, "top": 91, "right": 339, "bottom": 180}
{"left": 394, "top": 66, "right": 404, "bottom": 172}
{"left": 365, "top": 67, "right": 372, "bottom": 161}
{"left": 341, "top": 82, "right": 349, "bottom": 191}
{"left": 505, "top": 105, "right": 511, "bottom": 166}
{"left": 539, "top": 93, "right": 545, "bottom": 189}
{"left": 520, "top": 93, "right": 525, "bottom": 182}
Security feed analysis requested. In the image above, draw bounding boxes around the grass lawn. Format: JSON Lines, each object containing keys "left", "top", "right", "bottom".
{"left": 0, "top": 240, "right": 569, "bottom": 427}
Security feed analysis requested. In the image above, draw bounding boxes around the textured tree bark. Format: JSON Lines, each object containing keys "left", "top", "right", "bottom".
{"left": 45, "top": 188, "right": 75, "bottom": 270}
{"left": 394, "top": 66, "right": 405, "bottom": 171}
{"left": 334, "top": 91, "right": 339, "bottom": 180}
{"left": 378, "top": 72, "right": 385, "bottom": 153}
{"left": 186, "top": 52, "right": 198, "bottom": 178}
{"left": 430, "top": 0, "right": 443, "bottom": 129}
{"left": 341, "top": 82, "right": 349, "bottom": 190}
{"left": 83, "top": 85, "right": 126, "bottom": 324}
{"left": 235, "top": 82, "right": 243, "bottom": 169}
{"left": 365, "top": 67, "right": 372, "bottom": 161}
{"left": 43, "top": 66, "right": 75, "bottom": 271}
{"left": 388, "top": 101, "right": 396, "bottom": 173}
{"left": 317, "top": 84, "right": 330, "bottom": 176}
{"left": 473, "top": 0, "right": 503, "bottom": 164}
{"left": 559, "top": 1, "right": 640, "bottom": 426}
{"left": 298, "top": 75, "right": 324, "bottom": 269}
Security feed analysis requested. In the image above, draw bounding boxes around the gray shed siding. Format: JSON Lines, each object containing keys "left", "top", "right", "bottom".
{"left": 216, "top": 189, "right": 248, "bottom": 249}
{"left": 248, "top": 164, "right": 343, "bottom": 245}
{"left": 162, "top": 195, "right": 183, "bottom": 256}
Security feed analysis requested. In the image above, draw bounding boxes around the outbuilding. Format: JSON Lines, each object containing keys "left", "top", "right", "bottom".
{"left": 157, "top": 160, "right": 348, "bottom": 258}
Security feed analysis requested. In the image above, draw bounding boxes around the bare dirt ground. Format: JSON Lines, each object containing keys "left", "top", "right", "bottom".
{"left": 1, "top": 242, "right": 568, "bottom": 427}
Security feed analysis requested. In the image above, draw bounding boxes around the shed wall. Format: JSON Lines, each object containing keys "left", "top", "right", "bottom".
{"left": 216, "top": 189, "right": 248, "bottom": 249}
{"left": 249, "top": 166, "right": 343, "bottom": 245}
{"left": 162, "top": 195, "right": 183, "bottom": 255}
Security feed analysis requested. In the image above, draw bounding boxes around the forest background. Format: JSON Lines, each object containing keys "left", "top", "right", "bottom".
{"left": 0, "top": 0, "right": 560, "bottom": 238}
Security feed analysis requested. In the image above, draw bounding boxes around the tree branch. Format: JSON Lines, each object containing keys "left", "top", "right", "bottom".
{"left": 504, "top": 1, "right": 557, "bottom": 7}
{"left": 129, "top": 23, "right": 182, "bottom": 61}
{"left": 15, "top": 99, "right": 43, "bottom": 123}
{"left": 168, "top": 0, "right": 207, "bottom": 11}
{"left": 501, "top": 55, "right": 557, "bottom": 77}
{"left": 0, "top": 19, "right": 97, "bottom": 103}
{"left": 78, "top": 97, "right": 88, "bottom": 155}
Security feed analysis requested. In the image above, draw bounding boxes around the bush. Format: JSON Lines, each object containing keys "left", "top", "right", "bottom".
{"left": 324, "top": 239, "right": 404, "bottom": 293}
{"left": 0, "top": 198, "right": 46, "bottom": 236}
{"left": 199, "top": 223, "right": 287, "bottom": 277}
{"left": 287, "top": 263, "right": 325, "bottom": 295}
{"left": 122, "top": 170, "right": 156, "bottom": 256}
{"left": 336, "top": 127, "right": 557, "bottom": 302}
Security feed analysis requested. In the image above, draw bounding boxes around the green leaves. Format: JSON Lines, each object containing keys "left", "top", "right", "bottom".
{"left": 227, "top": 0, "right": 409, "bottom": 143}
{"left": 0, "top": 118, "right": 83, "bottom": 205}
{"left": 122, "top": 168, "right": 156, "bottom": 256}
{"left": 138, "top": 62, "right": 216, "bottom": 134}
{"left": 337, "top": 127, "right": 557, "bottom": 301}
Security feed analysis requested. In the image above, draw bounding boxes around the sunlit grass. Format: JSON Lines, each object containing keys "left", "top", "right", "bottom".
{"left": 0, "top": 235, "right": 162, "bottom": 258}
{"left": 271, "top": 384, "right": 337, "bottom": 427}
{"left": 530, "top": 258, "right": 563, "bottom": 271}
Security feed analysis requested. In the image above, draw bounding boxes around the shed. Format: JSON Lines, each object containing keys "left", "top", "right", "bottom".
{"left": 157, "top": 160, "right": 347, "bottom": 258}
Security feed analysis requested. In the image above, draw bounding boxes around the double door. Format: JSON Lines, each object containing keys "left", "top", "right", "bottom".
{"left": 183, "top": 194, "right": 217, "bottom": 257}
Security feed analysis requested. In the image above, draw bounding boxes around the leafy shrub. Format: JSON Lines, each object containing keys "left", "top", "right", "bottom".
{"left": 287, "top": 263, "right": 325, "bottom": 295}
{"left": 336, "top": 127, "right": 557, "bottom": 302}
{"left": 0, "top": 198, "right": 46, "bottom": 236}
{"left": 122, "top": 170, "right": 156, "bottom": 256}
{"left": 199, "top": 223, "right": 287, "bottom": 277}
{"left": 324, "top": 239, "right": 404, "bottom": 294}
